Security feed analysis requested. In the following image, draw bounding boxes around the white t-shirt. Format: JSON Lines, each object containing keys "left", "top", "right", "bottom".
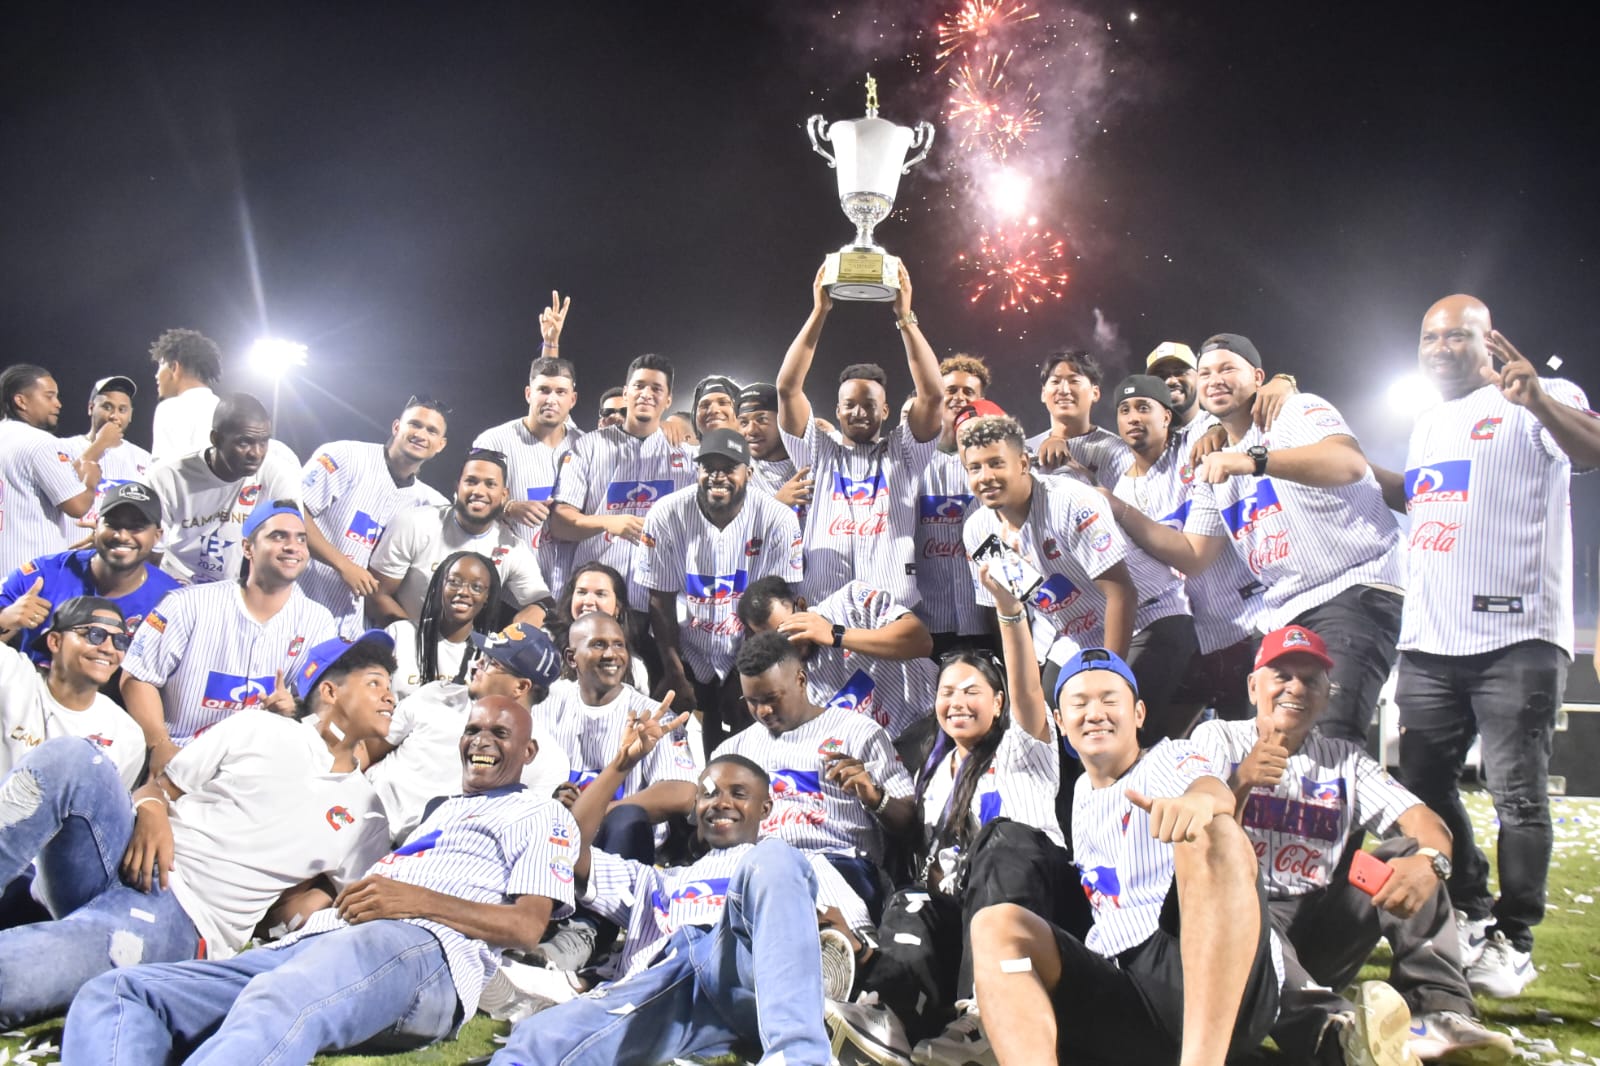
{"left": 0, "top": 420, "right": 84, "bottom": 576}
{"left": 1399, "top": 380, "right": 1589, "bottom": 657}
{"left": 149, "top": 387, "right": 219, "bottom": 464}
{"left": 146, "top": 449, "right": 302, "bottom": 585}
{"left": 806, "top": 581, "right": 937, "bottom": 740}
{"left": 366, "top": 680, "right": 570, "bottom": 842}
{"left": 635, "top": 485, "right": 804, "bottom": 682}
{"left": 163, "top": 712, "right": 391, "bottom": 959}
{"left": 711, "top": 705, "right": 913, "bottom": 865}
{"left": 551, "top": 424, "right": 697, "bottom": 611}
{"left": 472, "top": 418, "right": 584, "bottom": 599}
{"left": 297, "top": 441, "right": 448, "bottom": 635}
{"left": 120, "top": 581, "right": 337, "bottom": 744}
{"left": 367, "top": 503, "right": 549, "bottom": 623}
{"left": 384, "top": 619, "right": 473, "bottom": 699}
{"left": 56, "top": 434, "right": 155, "bottom": 541}
{"left": 0, "top": 643, "right": 145, "bottom": 788}
{"left": 782, "top": 419, "right": 937, "bottom": 610}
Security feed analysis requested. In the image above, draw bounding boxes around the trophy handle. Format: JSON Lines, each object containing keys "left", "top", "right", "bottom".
{"left": 901, "top": 120, "right": 936, "bottom": 173}
{"left": 807, "top": 115, "right": 837, "bottom": 169}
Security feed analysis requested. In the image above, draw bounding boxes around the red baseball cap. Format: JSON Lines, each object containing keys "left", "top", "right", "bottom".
{"left": 1255, "top": 625, "right": 1334, "bottom": 671}
{"left": 953, "top": 399, "right": 1008, "bottom": 433}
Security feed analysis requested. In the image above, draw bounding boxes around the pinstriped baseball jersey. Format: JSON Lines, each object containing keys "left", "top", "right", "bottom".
{"left": 1116, "top": 445, "right": 1263, "bottom": 655}
{"left": 55, "top": 434, "right": 153, "bottom": 540}
{"left": 1399, "top": 380, "right": 1589, "bottom": 656}
{"left": 634, "top": 485, "right": 804, "bottom": 682}
{"left": 297, "top": 441, "right": 448, "bottom": 633}
{"left": 920, "top": 722, "right": 1064, "bottom": 894}
{"left": 536, "top": 679, "right": 698, "bottom": 799}
{"left": 750, "top": 456, "right": 797, "bottom": 496}
{"left": 913, "top": 449, "right": 985, "bottom": 636}
{"left": 1073, "top": 739, "right": 1226, "bottom": 957}
{"left": 712, "top": 705, "right": 913, "bottom": 865}
{"left": 781, "top": 419, "right": 937, "bottom": 610}
{"left": 367, "top": 503, "right": 549, "bottom": 622}
{"left": 963, "top": 473, "right": 1128, "bottom": 660}
{"left": 0, "top": 420, "right": 86, "bottom": 575}
{"left": 120, "top": 581, "right": 337, "bottom": 743}
{"left": 290, "top": 786, "right": 579, "bottom": 1020}
{"left": 473, "top": 418, "right": 584, "bottom": 598}
{"left": 583, "top": 841, "right": 871, "bottom": 979}
{"left": 807, "top": 581, "right": 937, "bottom": 740}
{"left": 1191, "top": 719, "right": 1419, "bottom": 898}
{"left": 1184, "top": 394, "right": 1403, "bottom": 628}
{"left": 551, "top": 424, "right": 697, "bottom": 610}
{"left": 146, "top": 449, "right": 302, "bottom": 585}
{"left": 1025, "top": 425, "right": 1133, "bottom": 489}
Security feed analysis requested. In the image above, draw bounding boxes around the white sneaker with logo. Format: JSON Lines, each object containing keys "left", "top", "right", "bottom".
{"left": 1453, "top": 911, "right": 1492, "bottom": 970}
{"left": 911, "top": 1005, "right": 997, "bottom": 1066}
{"left": 1338, "top": 981, "right": 1423, "bottom": 1066}
{"left": 826, "top": 998, "right": 913, "bottom": 1066}
{"left": 1464, "top": 932, "right": 1536, "bottom": 998}
{"left": 1405, "top": 1010, "right": 1515, "bottom": 1064}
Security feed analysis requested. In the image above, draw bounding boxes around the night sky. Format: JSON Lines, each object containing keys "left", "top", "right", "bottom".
{"left": 5, "top": 2, "right": 1596, "bottom": 614}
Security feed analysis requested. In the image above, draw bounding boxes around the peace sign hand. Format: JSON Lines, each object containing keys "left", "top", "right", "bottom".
{"left": 540, "top": 289, "right": 572, "bottom": 347}
{"left": 616, "top": 692, "right": 690, "bottom": 771}
{"left": 1482, "top": 330, "right": 1545, "bottom": 410}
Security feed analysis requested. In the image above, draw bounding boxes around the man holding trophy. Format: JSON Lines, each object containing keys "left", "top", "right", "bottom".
{"left": 779, "top": 79, "right": 943, "bottom": 612}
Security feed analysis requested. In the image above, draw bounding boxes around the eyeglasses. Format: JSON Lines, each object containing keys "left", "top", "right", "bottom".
{"left": 601, "top": 406, "right": 627, "bottom": 418}
{"left": 444, "top": 577, "right": 491, "bottom": 596}
{"left": 69, "top": 625, "right": 132, "bottom": 651}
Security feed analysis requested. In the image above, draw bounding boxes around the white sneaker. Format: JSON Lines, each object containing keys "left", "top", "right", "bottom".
{"left": 1338, "top": 981, "right": 1422, "bottom": 1066}
{"left": 1453, "top": 911, "right": 1492, "bottom": 970}
{"left": 820, "top": 928, "right": 857, "bottom": 1003}
{"left": 1405, "top": 1010, "right": 1515, "bottom": 1064}
{"left": 911, "top": 1007, "right": 997, "bottom": 1066}
{"left": 826, "top": 998, "right": 913, "bottom": 1066}
{"left": 477, "top": 960, "right": 583, "bottom": 1023}
{"left": 1464, "top": 932, "right": 1536, "bottom": 998}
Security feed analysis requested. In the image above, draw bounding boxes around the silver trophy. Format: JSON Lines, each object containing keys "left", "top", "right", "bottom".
{"left": 807, "top": 76, "right": 935, "bottom": 301}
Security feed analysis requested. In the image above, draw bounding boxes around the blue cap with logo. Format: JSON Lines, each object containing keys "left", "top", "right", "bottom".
{"left": 291, "top": 629, "right": 396, "bottom": 700}
{"left": 241, "top": 499, "right": 304, "bottom": 539}
{"left": 1052, "top": 647, "right": 1140, "bottom": 706}
{"left": 469, "top": 622, "right": 562, "bottom": 687}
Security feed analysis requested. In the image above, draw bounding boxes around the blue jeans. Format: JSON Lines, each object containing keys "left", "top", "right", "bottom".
{"left": 492, "top": 837, "right": 830, "bottom": 1066}
{"left": 1397, "top": 640, "right": 1567, "bottom": 951}
{"left": 1293, "top": 584, "right": 1403, "bottom": 744}
{"left": 64, "top": 919, "right": 458, "bottom": 1065}
{"left": 0, "top": 737, "right": 200, "bottom": 1026}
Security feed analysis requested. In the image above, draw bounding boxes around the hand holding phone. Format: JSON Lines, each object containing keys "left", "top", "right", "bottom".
{"left": 1347, "top": 849, "right": 1393, "bottom": 897}
{"left": 971, "top": 533, "right": 1045, "bottom": 603}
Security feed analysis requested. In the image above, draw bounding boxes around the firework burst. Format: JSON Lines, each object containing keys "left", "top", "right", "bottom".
{"left": 935, "top": 0, "right": 1041, "bottom": 71}
{"left": 956, "top": 220, "right": 1070, "bottom": 312}
{"left": 946, "top": 54, "right": 1042, "bottom": 158}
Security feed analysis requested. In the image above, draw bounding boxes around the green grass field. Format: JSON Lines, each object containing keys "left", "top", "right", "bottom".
{"left": 5, "top": 791, "right": 1597, "bottom": 1065}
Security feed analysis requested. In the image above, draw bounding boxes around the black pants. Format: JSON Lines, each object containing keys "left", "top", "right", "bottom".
{"left": 1170, "top": 637, "right": 1257, "bottom": 723}
{"left": 860, "top": 819, "right": 1082, "bottom": 1043}
{"left": 692, "top": 670, "right": 753, "bottom": 762}
{"left": 1127, "top": 614, "right": 1200, "bottom": 741}
{"left": 1046, "top": 879, "right": 1279, "bottom": 1066}
{"left": 1397, "top": 640, "right": 1567, "bottom": 950}
{"left": 1268, "top": 837, "right": 1476, "bottom": 1061}
{"left": 1291, "top": 584, "right": 1403, "bottom": 744}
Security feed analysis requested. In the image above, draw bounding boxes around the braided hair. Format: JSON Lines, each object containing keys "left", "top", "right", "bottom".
{"left": 416, "top": 550, "right": 499, "bottom": 685}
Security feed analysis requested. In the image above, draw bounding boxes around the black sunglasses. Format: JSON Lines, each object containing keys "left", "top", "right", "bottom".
{"left": 69, "top": 624, "right": 132, "bottom": 652}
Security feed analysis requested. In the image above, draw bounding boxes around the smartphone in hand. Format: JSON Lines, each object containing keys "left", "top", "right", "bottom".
{"left": 1347, "top": 849, "right": 1393, "bottom": 896}
{"left": 971, "top": 533, "right": 1046, "bottom": 602}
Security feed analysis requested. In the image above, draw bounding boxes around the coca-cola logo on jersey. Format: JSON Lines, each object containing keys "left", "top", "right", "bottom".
{"left": 1246, "top": 530, "right": 1291, "bottom": 574}
{"left": 922, "top": 539, "right": 965, "bottom": 559}
{"left": 1410, "top": 521, "right": 1460, "bottom": 553}
{"left": 1273, "top": 843, "right": 1325, "bottom": 881}
{"left": 827, "top": 512, "right": 888, "bottom": 538}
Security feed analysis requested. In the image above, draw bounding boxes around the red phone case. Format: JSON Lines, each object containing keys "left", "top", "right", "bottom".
{"left": 1348, "top": 849, "right": 1393, "bottom": 896}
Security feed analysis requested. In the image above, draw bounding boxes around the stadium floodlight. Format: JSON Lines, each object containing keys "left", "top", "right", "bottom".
{"left": 247, "top": 337, "right": 308, "bottom": 379}
{"left": 1385, "top": 372, "right": 1439, "bottom": 417}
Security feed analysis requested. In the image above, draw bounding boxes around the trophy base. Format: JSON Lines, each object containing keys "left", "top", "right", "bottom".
{"left": 822, "top": 250, "right": 900, "bottom": 302}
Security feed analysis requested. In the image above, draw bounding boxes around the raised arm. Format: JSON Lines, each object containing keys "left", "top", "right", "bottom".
{"left": 777, "top": 268, "right": 831, "bottom": 437}
{"left": 977, "top": 563, "right": 1050, "bottom": 742}
{"left": 895, "top": 264, "right": 942, "bottom": 443}
{"left": 1486, "top": 330, "right": 1600, "bottom": 467}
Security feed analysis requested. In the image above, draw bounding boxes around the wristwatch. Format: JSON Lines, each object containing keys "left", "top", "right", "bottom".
{"left": 832, "top": 623, "right": 847, "bottom": 648}
{"left": 894, "top": 310, "right": 919, "bottom": 331}
{"left": 1417, "top": 847, "right": 1452, "bottom": 881}
{"left": 1246, "top": 445, "right": 1269, "bottom": 476}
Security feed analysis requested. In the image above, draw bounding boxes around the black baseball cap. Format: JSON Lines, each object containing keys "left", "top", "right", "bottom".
{"left": 737, "top": 382, "right": 779, "bottom": 413}
{"left": 695, "top": 427, "right": 751, "bottom": 466}
{"left": 1198, "top": 333, "right": 1262, "bottom": 369}
{"left": 99, "top": 481, "right": 161, "bottom": 525}
{"left": 50, "top": 596, "right": 125, "bottom": 632}
{"left": 90, "top": 376, "right": 138, "bottom": 403}
{"left": 693, "top": 376, "right": 741, "bottom": 409}
{"left": 1112, "top": 375, "right": 1174, "bottom": 411}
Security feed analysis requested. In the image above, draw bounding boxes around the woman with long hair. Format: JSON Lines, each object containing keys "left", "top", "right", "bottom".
{"left": 827, "top": 563, "right": 1084, "bottom": 1064}
{"left": 386, "top": 550, "right": 500, "bottom": 698}
{"left": 550, "top": 562, "right": 646, "bottom": 689}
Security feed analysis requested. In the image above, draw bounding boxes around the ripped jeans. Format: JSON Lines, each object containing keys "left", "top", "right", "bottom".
{"left": 0, "top": 737, "right": 200, "bottom": 1026}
